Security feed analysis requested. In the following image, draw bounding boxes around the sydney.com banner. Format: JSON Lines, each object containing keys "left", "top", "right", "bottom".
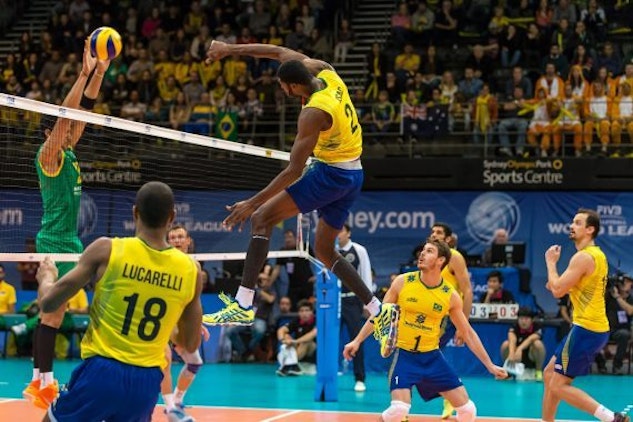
{"left": 2, "top": 189, "right": 632, "bottom": 308}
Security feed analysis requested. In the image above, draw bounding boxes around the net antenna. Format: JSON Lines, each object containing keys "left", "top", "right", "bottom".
{"left": 0, "top": 93, "right": 310, "bottom": 264}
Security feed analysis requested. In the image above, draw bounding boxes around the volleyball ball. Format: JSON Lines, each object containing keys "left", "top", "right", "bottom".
{"left": 89, "top": 27, "right": 122, "bottom": 60}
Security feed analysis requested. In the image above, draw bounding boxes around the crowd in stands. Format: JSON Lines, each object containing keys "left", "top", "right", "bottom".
{"left": 0, "top": 0, "right": 632, "bottom": 156}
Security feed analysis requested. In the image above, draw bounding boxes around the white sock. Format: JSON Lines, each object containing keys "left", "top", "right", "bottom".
{"left": 40, "top": 372, "right": 54, "bottom": 388}
{"left": 163, "top": 393, "right": 176, "bottom": 411}
{"left": 235, "top": 286, "right": 255, "bottom": 308}
{"left": 593, "top": 404, "right": 614, "bottom": 422}
{"left": 286, "top": 346, "right": 298, "bottom": 365}
{"left": 32, "top": 368, "right": 40, "bottom": 382}
{"left": 174, "top": 387, "right": 186, "bottom": 405}
{"left": 367, "top": 297, "right": 381, "bottom": 317}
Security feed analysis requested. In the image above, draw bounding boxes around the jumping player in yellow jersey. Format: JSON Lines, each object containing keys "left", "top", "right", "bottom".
{"left": 202, "top": 41, "right": 398, "bottom": 358}
{"left": 343, "top": 240, "right": 506, "bottom": 422}
{"left": 428, "top": 222, "right": 473, "bottom": 419}
{"left": 24, "top": 38, "right": 111, "bottom": 410}
{"left": 36, "top": 181, "right": 204, "bottom": 422}
{"left": 542, "top": 209, "right": 629, "bottom": 422}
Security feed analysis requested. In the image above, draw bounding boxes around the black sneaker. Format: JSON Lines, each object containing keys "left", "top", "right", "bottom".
{"left": 286, "top": 364, "right": 303, "bottom": 376}
{"left": 276, "top": 366, "right": 289, "bottom": 377}
{"left": 613, "top": 413, "right": 630, "bottom": 422}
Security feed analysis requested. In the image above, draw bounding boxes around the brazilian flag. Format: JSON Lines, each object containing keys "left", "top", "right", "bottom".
{"left": 215, "top": 110, "right": 238, "bottom": 142}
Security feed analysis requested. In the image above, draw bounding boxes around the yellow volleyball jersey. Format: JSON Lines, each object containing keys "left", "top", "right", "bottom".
{"left": 396, "top": 271, "right": 454, "bottom": 352}
{"left": 304, "top": 69, "right": 362, "bottom": 163}
{"left": 81, "top": 237, "right": 197, "bottom": 368}
{"left": 569, "top": 245, "right": 609, "bottom": 332}
{"left": 441, "top": 248, "right": 463, "bottom": 297}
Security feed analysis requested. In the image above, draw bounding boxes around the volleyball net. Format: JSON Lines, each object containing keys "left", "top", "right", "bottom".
{"left": 0, "top": 93, "right": 310, "bottom": 271}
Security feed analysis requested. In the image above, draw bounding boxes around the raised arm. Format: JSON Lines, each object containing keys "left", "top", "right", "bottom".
{"left": 69, "top": 40, "right": 111, "bottom": 148}
{"left": 545, "top": 247, "right": 592, "bottom": 298}
{"left": 206, "top": 41, "right": 333, "bottom": 76}
{"left": 39, "top": 38, "right": 98, "bottom": 172}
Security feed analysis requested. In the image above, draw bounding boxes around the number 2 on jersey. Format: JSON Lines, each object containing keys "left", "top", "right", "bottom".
{"left": 344, "top": 103, "right": 359, "bottom": 134}
{"left": 121, "top": 293, "right": 167, "bottom": 341}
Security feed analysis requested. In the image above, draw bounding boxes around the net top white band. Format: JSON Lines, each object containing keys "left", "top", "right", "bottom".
{"left": 0, "top": 250, "right": 308, "bottom": 263}
{"left": 0, "top": 93, "right": 293, "bottom": 162}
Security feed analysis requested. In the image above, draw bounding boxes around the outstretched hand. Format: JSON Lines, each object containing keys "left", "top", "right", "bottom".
{"left": 222, "top": 200, "right": 256, "bottom": 232}
{"left": 490, "top": 364, "right": 509, "bottom": 380}
{"left": 206, "top": 40, "right": 230, "bottom": 63}
{"left": 82, "top": 38, "right": 98, "bottom": 76}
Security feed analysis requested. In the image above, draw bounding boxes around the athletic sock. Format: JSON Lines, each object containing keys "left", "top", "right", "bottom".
{"left": 163, "top": 393, "right": 176, "bottom": 411}
{"left": 593, "top": 404, "right": 615, "bottom": 422}
{"left": 32, "top": 369, "right": 40, "bottom": 383}
{"left": 41, "top": 372, "right": 55, "bottom": 388}
{"left": 366, "top": 297, "right": 381, "bottom": 318}
{"left": 330, "top": 256, "right": 373, "bottom": 305}
{"left": 174, "top": 387, "right": 186, "bottom": 405}
{"left": 235, "top": 286, "right": 255, "bottom": 309}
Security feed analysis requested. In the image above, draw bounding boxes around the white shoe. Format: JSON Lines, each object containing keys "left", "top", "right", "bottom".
{"left": 354, "top": 381, "right": 366, "bottom": 392}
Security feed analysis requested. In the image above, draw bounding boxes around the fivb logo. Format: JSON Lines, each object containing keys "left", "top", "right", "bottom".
{"left": 548, "top": 205, "right": 632, "bottom": 236}
{"left": 597, "top": 205, "right": 626, "bottom": 226}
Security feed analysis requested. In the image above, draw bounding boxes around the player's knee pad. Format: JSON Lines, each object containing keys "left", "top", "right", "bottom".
{"left": 185, "top": 363, "right": 202, "bottom": 375}
{"left": 181, "top": 349, "right": 203, "bottom": 365}
{"left": 381, "top": 400, "right": 410, "bottom": 422}
{"left": 455, "top": 400, "right": 476, "bottom": 422}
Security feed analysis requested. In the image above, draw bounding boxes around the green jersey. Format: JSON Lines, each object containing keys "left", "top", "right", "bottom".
{"left": 35, "top": 146, "right": 83, "bottom": 251}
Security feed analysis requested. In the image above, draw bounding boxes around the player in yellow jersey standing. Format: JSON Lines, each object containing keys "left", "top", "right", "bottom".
{"left": 542, "top": 209, "right": 629, "bottom": 422}
{"left": 36, "top": 181, "right": 204, "bottom": 421}
{"left": 203, "top": 41, "right": 398, "bottom": 358}
{"left": 24, "top": 39, "right": 110, "bottom": 409}
{"left": 428, "top": 222, "right": 473, "bottom": 419}
{"left": 343, "top": 240, "right": 506, "bottom": 422}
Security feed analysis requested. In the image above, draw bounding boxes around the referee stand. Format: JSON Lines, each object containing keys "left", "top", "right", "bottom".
{"left": 314, "top": 268, "right": 340, "bottom": 402}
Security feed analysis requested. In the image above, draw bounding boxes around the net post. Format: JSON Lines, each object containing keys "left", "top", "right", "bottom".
{"left": 314, "top": 267, "right": 340, "bottom": 402}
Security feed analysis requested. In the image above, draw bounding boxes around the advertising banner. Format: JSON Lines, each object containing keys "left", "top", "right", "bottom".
{"left": 3, "top": 189, "right": 633, "bottom": 311}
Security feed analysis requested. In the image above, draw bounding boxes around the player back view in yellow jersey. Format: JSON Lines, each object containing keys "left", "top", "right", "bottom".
{"left": 37, "top": 182, "right": 204, "bottom": 422}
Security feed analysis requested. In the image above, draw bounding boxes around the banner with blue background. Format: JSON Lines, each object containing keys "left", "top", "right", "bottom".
{"left": 2, "top": 189, "right": 633, "bottom": 313}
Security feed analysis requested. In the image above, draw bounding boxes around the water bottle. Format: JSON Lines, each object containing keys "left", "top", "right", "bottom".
{"left": 342, "top": 358, "right": 350, "bottom": 374}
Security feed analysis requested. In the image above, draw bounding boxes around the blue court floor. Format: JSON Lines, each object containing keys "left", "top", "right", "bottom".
{"left": 0, "top": 359, "right": 631, "bottom": 421}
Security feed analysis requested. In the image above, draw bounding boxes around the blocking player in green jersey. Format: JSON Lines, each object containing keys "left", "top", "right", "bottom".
{"left": 23, "top": 38, "right": 111, "bottom": 410}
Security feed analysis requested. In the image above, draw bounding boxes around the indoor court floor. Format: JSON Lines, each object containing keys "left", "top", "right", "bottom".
{"left": 0, "top": 360, "right": 630, "bottom": 421}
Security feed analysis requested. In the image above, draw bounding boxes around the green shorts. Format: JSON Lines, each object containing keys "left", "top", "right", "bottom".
{"left": 36, "top": 234, "right": 84, "bottom": 278}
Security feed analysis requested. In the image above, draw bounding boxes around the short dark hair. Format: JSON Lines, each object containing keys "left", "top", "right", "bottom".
{"left": 432, "top": 222, "right": 453, "bottom": 237}
{"left": 168, "top": 224, "right": 189, "bottom": 236}
{"left": 277, "top": 60, "right": 313, "bottom": 85}
{"left": 135, "top": 181, "right": 174, "bottom": 228}
{"left": 427, "top": 239, "right": 452, "bottom": 269}
{"left": 578, "top": 208, "right": 600, "bottom": 238}
{"left": 342, "top": 223, "right": 351, "bottom": 232}
{"left": 296, "top": 299, "right": 313, "bottom": 311}
{"left": 487, "top": 270, "right": 504, "bottom": 283}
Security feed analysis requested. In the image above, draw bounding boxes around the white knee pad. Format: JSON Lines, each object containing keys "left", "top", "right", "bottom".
{"left": 181, "top": 349, "right": 203, "bottom": 365}
{"left": 381, "top": 400, "right": 411, "bottom": 422}
{"left": 455, "top": 400, "right": 477, "bottom": 422}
